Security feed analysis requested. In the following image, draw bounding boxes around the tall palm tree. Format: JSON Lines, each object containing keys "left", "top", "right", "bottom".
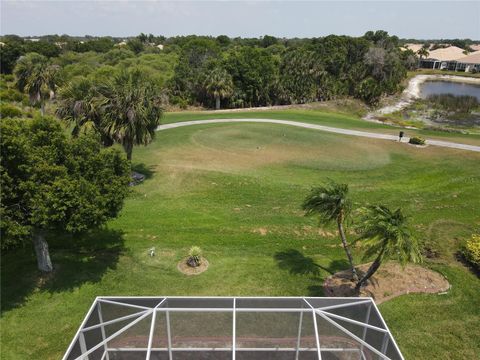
{"left": 354, "top": 205, "right": 422, "bottom": 291}
{"left": 57, "top": 78, "right": 96, "bottom": 133}
{"left": 204, "top": 67, "right": 233, "bottom": 110}
{"left": 56, "top": 77, "right": 114, "bottom": 146}
{"left": 302, "top": 181, "right": 358, "bottom": 281}
{"left": 14, "top": 53, "right": 59, "bottom": 116}
{"left": 100, "top": 68, "right": 163, "bottom": 161}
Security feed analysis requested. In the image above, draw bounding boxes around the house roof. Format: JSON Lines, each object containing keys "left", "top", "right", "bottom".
{"left": 427, "top": 46, "right": 467, "bottom": 61}
{"left": 403, "top": 43, "right": 423, "bottom": 53}
{"left": 470, "top": 44, "right": 480, "bottom": 52}
{"left": 457, "top": 51, "right": 480, "bottom": 65}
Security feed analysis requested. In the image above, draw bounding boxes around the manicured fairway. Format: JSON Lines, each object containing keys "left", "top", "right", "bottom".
{"left": 1, "top": 110, "right": 479, "bottom": 359}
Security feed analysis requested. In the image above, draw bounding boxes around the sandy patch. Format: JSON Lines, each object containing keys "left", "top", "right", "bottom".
{"left": 253, "top": 227, "right": 268, "bottom": 236}
{"left": 323, "top": 262, "right": 450, "bottom": 304}
{"left": 367, "top": 74, "right": 480, "bottom": 119}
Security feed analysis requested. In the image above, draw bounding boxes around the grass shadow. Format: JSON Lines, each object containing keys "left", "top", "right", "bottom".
{"left": 307, "top": 259, "right": 356, "bottom": 297}
{"left": 307, "top": 285, "right": 324, "bottom": 296}
{"left": 131, "top": 162, "right": 155, "bottom": 180}
{"left": 327, "top": 259, "right": 352, "bottom": 274}
{"left": 273, "top": 250, "right": 353, "bottom": 297}
{"left": 455, "top": 251, "right": 480, "bottom": 279}
{"left": 1, "top": 228, "right": 124, "bottom": 313}
{"left": 274, "top": 249, "right": 334, "bottom": 276}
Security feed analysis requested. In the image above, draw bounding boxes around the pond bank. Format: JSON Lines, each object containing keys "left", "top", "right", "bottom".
{"left": 366, "top": 74, "right": 480, "bottom": 120}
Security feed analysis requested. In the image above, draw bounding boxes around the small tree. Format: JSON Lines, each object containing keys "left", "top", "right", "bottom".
{"left": 14, "top": 52, "right": 59, "bottom": 116}
{"left": 354, "top": 205, "right": 422, "bottom": 291}
{"left": 302, "top": 181, "right": 358, "bottom": 281}
{"left": 0, "top": 116, "right": 131, "bottom": 272}
{"left": 204, "top": 67, "right": 233, "bottom": 110}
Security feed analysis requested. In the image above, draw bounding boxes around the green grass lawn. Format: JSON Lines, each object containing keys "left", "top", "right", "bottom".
{"left": 1, "top": 110, "right": 480, "bottom": 359}
{"left": 163, "top": 109, "right": 480, "bottom": 145}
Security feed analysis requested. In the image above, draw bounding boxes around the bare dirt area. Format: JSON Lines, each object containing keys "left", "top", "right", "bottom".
{"left": 323, "top": 262, "right": 450, "bottom": 304}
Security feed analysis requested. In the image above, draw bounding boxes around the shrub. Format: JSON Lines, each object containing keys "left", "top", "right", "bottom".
{"left": 0, "top": 88, "right": 27, "bottom": 103}
{"left": 187, "top": 246, "right": 202, "bottom": 267}
{"left": 463, "top": 234, "right": 480, "bottom": 270}
{"left": 409, "top": 136, "right": 426, "bottom": 145}
{"left": 0, "top": 103, "right": 22, "bottom": 118}
{"left": 1, "top": 74, "right": 15, "bottom": 82}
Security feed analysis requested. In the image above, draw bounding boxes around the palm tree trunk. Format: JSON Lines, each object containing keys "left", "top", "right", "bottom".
{"left": 337, "top": 219, "right": 358, "bottom": 281}
{"left": 40, "top": 102, "right": 45, "bottom": 117}
{"left": 33, "top": 229, "right": 53, "bottom": 272}
{"left": 355, "top": 247, "right": 385, "bottom": 291}
{"left": 123, "top": 142, "right": 133, "bottom": 161}
{"left": 215, "top": 96, "right": 221, "bottom": 110}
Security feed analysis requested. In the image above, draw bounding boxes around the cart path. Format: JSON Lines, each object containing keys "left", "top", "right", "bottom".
{"left": 157, "top": 118, "right": 480, "bottom": 153}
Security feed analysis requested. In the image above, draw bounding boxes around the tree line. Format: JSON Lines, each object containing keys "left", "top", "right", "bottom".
{"left": 2, "top": 31, "right": 420, "bottom": 108}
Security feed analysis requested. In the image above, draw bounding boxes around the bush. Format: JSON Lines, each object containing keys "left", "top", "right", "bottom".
{"left": 409, "top": 136, "right": 426, "bottom": 145}
{"left": 463, "top": 234, "right": 480, "bottom": 270}
{"left": 1, "top": 74, "right": 15, "bottom": 82}
{"left": 0, "top": 103, "right": 22, "bottom": 118}
{"left": 0, "top": 88, "right": 27, "bottom": 103}
{"left": 187, "top": 246, "right": 202, "bottom": 267}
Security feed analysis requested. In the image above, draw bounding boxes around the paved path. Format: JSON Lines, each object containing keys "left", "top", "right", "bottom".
{"left": 157, "top": 118, "right": 480, "bottom": 153}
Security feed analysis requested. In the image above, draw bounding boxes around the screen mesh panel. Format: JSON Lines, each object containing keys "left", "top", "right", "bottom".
{"left": 63, "top": 297, "right": 404, "bottom": 360}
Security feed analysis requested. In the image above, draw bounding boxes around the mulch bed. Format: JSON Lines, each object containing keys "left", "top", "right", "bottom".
{"left": 323, "top": 262, "right": 450, "bottom": 304}
{"left": 177, "top": 257, "right": 209, "bottom": 275}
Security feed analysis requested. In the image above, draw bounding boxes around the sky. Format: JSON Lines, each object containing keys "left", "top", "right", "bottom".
{"left": 1, "top": 1, "right": 479, "bottom": 40}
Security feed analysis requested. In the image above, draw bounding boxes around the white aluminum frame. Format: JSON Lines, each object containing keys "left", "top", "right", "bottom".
{"left": 63, "top": 296, "right": 405, "bottom": 360}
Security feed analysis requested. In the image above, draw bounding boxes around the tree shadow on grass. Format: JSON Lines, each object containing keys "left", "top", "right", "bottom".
{"left": 1, "top": 228, "right": 124, "bottom": 313}
{"left": 274, "top": 249, "right": 352, "bottom": 297}
{"left": 274, "top": 249, "right": 334, "bottom": 276}
{"left": 131, "top": 162, "right": 155, "bottom": 180}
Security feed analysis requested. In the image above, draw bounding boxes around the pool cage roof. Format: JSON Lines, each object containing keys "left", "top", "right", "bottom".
{"left": 63, "top": 296, "right": 404, "bottom": 360}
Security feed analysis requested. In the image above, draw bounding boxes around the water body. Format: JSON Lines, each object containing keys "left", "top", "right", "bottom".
{"left": 420, "top": 80, "right": 480, "bottom": 101}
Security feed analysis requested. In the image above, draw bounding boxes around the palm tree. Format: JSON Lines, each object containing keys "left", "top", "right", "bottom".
{"left": 56, "top": 77, "right": 113, "bottom": 146}
{"left": 14, "top": 53, "right": 59, "bottom": 116}
{"left": 302, "top": 181, "right": 358, "bottom": 281}
{"left": 354, "top": 205, "right": 422, "bottom": 291}
{"left": 204, "top": 67, "right": 233, "bottom": 110}
{"left": 100, "top": 68, "right": 162, "bottom": 161}
{"left": 417, "top": 47, "right": 429, "bottom": 60}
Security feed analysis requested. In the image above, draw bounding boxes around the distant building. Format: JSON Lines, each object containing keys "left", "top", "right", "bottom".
{"left": 419, "top": 46, "right": 469, "bottom": 71}
{"left": 470, "top": 44, "right": 480, "bottom": 52}
{"left": 156, "top": 44, "right": 164, "bottom": 50}
{"left": 403, "top": 43, "right": 424, "bottom": 53}
{"left": 455, "top": 52, "right": 480, "bottom": 72}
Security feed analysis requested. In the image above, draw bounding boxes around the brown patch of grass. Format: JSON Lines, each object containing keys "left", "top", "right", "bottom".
{"left": 252, "top": 228, "right": 268, "bottom": 236}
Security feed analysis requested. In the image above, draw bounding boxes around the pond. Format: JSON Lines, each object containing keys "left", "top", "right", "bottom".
{"left": 420, "top": 80, "right": 480, "bottom": 101}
